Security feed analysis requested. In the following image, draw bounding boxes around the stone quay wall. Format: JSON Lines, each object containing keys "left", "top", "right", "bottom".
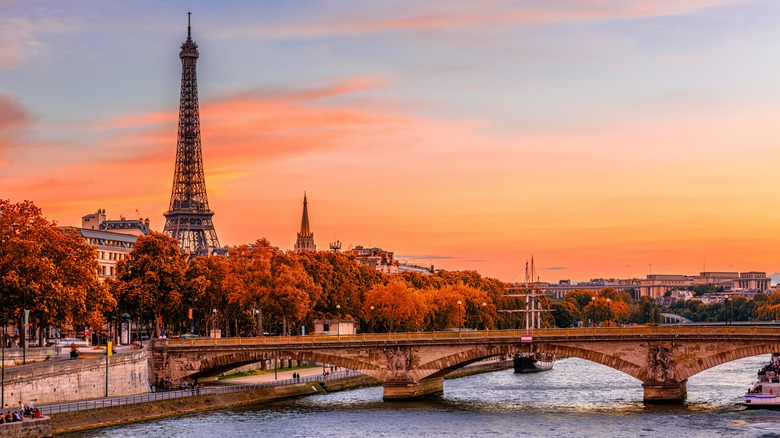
{"left": 1, "top": 347, "right": 61, "bottom": 367}
{"left": 0, "top": 417, "right": 52, "bottom": 438}
{"left": 2, "top": 350, "right": 149, "bottom": 407}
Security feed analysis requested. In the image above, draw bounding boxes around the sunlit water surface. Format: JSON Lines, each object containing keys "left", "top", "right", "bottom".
{"left": 68, "top": 355, "right": 780, "bottom": 438}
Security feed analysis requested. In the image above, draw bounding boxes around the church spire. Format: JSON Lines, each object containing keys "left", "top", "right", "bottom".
{"left": 294, "top": 192, "right": 315, "bottom": 252}
{"left": 300, "top": 192, "right": 311, "bottom": 237}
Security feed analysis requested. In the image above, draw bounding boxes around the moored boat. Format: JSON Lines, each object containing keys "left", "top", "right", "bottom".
{"left": 745, "top": 353, "right": 780, "bottom": 407}
{"left": 513, "top": 352, "right": 554, "bottom": 373}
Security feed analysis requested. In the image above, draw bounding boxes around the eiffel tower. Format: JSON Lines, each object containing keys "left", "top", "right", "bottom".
{"left": 163, "top": 13, "right": 220, "bottom": 256}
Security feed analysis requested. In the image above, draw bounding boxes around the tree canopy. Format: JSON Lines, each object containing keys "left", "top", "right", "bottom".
{"left": 0, "top": 199, "right": 113, "bottom": 343}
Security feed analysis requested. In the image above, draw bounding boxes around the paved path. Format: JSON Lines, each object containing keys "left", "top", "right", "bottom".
{"left": 209, "top": 365, "right": 343, "bottom": 385}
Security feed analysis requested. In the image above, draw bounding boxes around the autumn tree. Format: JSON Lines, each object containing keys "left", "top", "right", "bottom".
{"left": 114, "top": 231, "right": 187, "bottom": 338}
{"left": 0, "top": 199, "right": 113, "bottom": 345}
{"left": 185, "top": 253, "right": 232, "bottom": 336}
{"left": 563, "top": 290, "right": 598, "bottom": 311}
{"left": 222, "top": 239, "right": 277, "bottom": 335}
{"left": 296, "top": 251, "right": 384, "bottom": 326}
{"left": 363, "top": 279, "right": 427, "bottom": 332}
{"left": 267, "top": 253, "right": 321, "bottom": 335}
{"left": 583, "top": 295, "right": 631, "bottom": 326}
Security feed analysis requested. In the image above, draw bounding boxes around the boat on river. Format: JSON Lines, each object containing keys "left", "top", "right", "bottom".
{"left": 500, "top": 257, "right": 556, "bottom": 374}
{"left": 513, "top": 352, "right": 554, "bottom": 373}
{"left": 744, "top": 353, "right": 780, "bottom": 407}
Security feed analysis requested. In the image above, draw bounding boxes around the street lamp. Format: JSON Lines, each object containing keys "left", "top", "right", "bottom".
{"left": 724, "top": 298, "right": 733, "bottom": 325}
{"left": 369, "top": 306, "right": 375, "bottom": 333}
{"left": 457, "top": 300, "right": 462, "bottom": 332}
{"left": 481, "top": 302, "right": 487, "bottom": 330}
{"left": 253, "top": 309, "right": 260, "bottom": 336}
{"left": 2, "top": 319, "right": 7, "bottom": 410}
{"left": 590, "top": 296, "right": 596, "bottom": 326}
{"left": 606, "top": 298, "right": 612, "bottom": 325}
{"left": 336, "top": 305, "right": 341, "bottom": 338}
{"left": 212, "top": 309, "right": 217, "bottom": 338}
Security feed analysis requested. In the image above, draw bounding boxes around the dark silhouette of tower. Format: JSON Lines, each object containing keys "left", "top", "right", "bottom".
{"left": 163, "top": 13, "right": 220, "bottom": 255}
{"left": 294, "top": 192, "right": 316, "bottom": 252}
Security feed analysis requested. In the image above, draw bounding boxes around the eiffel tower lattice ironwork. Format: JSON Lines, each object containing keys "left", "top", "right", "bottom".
{"left": 163, "top": 13, "right": 220, "bottom": 255}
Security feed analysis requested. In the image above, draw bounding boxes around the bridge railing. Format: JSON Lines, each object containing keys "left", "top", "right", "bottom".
{"left": 160, "top": 325, "right": 780, "bottom": 347}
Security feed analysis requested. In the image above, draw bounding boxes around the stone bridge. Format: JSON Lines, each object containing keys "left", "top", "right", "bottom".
{"left": 150, "top": 326, "right": 780, "bottom": 402}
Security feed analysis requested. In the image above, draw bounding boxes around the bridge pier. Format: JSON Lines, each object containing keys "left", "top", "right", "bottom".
{"left": 642, "top": 379, "right": 687, "bottom": 403}
{"left": 383, "top": 377, "right": 444, "bottom": 401}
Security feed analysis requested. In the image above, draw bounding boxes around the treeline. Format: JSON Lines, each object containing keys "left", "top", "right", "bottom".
{"left": 548, "top": 289, "right": 663, "bottom": 327}
{"left": 665, "top": 292, "right": 780, "bottom": 323}
{"left": 110, "top": 233, "right": 513, "bottom": 336}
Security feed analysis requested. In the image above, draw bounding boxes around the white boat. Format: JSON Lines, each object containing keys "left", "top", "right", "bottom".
{"left": 744, "top": 353, "right": 780, "bottom": 407}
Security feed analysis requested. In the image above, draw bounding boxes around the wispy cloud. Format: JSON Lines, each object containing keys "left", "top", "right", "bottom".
{"left": 398, "top": 254, "right": 458, "bottom": 260}
{"left": 0, "top": 93, "right": 35, "bottom": 165}
{"left": 218, "top": 0, "right": 749, "bottom": 39}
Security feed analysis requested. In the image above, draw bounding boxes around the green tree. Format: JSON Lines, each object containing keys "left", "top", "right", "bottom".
{"left": 550, "top": 300, "right": 580, "bottom": 328}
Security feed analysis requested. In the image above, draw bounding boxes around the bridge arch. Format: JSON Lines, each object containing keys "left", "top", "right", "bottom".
{"left": 674, "top": 342, "right": 780, "bottom": 381}
{"left": 661, "top": 313, "right": 692, "bottom": 324}
{"left": 159, "top": 349, "right": 390, "bottom": 384}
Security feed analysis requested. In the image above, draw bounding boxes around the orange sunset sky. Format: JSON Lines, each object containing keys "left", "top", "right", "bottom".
{"left": 2, "top": 1, "right": 780, "bottom": 283}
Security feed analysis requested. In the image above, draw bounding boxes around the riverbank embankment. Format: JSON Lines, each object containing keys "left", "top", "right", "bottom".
{"left": 51, "top": 360, "right": 512, "bottom": 435}
{"left": 50, "top": 382, "right": 327, "bottom": 434}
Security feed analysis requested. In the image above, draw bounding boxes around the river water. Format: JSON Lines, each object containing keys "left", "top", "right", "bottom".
{"left": 71, "top": 355, "right": 780, "bottom": 438}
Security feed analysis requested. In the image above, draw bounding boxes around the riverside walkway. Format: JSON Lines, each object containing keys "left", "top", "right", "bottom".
{"left": 38, "top": 369, "right": 357, "bottom": 415}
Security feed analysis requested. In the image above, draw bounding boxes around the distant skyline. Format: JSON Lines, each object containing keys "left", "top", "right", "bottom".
{"left": 2, "top": 1, "right": 780, "bottom": 283}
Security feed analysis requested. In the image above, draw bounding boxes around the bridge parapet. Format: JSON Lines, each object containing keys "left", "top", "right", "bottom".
{"left": 162, "top": 325, "right": 780, "bottom": 348}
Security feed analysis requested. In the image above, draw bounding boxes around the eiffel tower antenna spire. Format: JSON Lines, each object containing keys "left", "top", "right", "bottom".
{"left": 163, "top": 13, "right": 220, "bottom": 256}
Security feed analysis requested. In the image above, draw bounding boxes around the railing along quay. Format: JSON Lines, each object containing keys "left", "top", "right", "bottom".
{"left": 162, "top": 325, "right": 780, "bottom": 347}
{"left": 38, "top": 370, "right": 357, "bottom": 415}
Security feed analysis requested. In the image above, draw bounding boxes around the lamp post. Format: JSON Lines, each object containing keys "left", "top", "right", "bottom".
{"left": 606, "top": 298, "right": 612, "bottom": 325}
{"left": 105, "top": 315, "right": 114, "bottom": 398}
{"left": 369, "top": 306, "right": 375, "bottom": 333}
{"left": 253, "top": 309, "right": 260, "bottom": 336}
{"left": 481, "top": 302, "right": 487, "bottom": 330}
{"left": 457, "top": 300, "right": 462, "bottom": 333}
{"left": 725, "top": 298, "right": 733, "bottom": 325}
{"left": 139, "top": 302, "right": 144, "bottom": 347}
{"left": 336, "top": 305, "right": 341, "bottom": 338}
{"left": 212, "top": 309, "right": 217, "bottom": 338}
{"left": 22, "top": 309, "right": 29, "bottom": 365}
{"left": 590, "top": 296, "right": 596, "bottom": 327}
{"left": 2, "top": 319, "right": 6, "bottom": 410}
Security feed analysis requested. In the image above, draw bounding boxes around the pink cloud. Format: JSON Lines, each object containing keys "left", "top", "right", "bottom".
{"left": 220, "top": 0, "right": 747, "bottom": 38}
{"left": 0, "top": 93, "right": 35, "bottom": 165}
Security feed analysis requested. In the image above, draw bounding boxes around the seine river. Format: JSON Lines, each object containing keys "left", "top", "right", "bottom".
{"left": 71, "top": 355, "right": 780, "bottom": 438}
